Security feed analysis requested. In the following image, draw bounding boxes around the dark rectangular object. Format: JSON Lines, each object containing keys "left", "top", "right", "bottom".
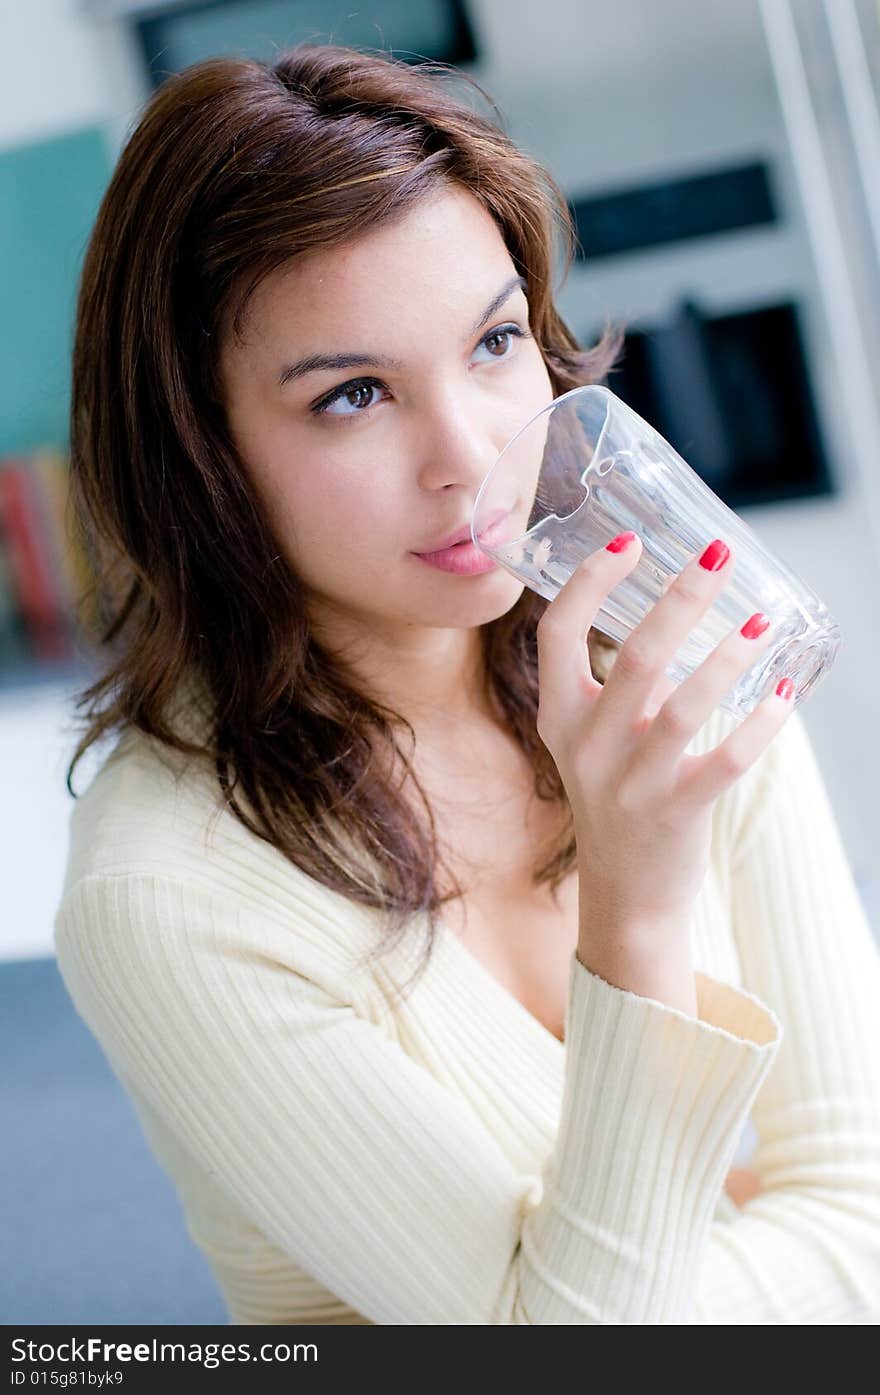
{"left": 602, "top": 300, "right": 833, "bottom": 510}
{"left": 569, "top": 162, "right": 776, "bottom": 259}
{"left": 135, "top": 0, "right": 479, "bottom": 89}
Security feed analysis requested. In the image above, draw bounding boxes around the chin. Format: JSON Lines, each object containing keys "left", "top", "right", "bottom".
{"left": 424, "top": 571, "right": 527, "bottom": 626}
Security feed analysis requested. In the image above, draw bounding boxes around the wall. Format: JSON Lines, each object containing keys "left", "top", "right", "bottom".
{"left": 486, "top": 0, "right": 880, "bottom": 913}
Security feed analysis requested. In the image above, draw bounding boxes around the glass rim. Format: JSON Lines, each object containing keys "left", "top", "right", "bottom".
{"left": 470, "top": 383, "right": 614, "bottom": 548}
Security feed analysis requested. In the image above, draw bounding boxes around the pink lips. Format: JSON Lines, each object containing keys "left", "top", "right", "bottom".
{"left": 414, "top": 507, "right": 510, "bottom": 556}
{"left": 412, "top": 510, "right": 511, "bottom": 575}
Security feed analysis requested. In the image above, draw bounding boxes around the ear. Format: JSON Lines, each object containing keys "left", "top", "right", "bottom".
{"left": 586, "top": 630, "right": 621, "bottom": 684}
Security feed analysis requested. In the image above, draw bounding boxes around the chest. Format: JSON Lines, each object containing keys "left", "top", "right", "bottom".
{"left": 415, "top": 742, "right": 578, "bottom": 1046}
{"left": 441, "top": 872, "right": 579, "bottom": 1044}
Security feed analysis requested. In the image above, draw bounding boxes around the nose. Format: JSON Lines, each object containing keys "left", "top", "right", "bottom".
{"left": 414, "top": 394, "right": 514, "bottom": 496}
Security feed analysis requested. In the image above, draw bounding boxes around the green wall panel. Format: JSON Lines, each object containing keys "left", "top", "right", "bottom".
{"left": 0, "top": 126, "right": 111, "bottom": 455}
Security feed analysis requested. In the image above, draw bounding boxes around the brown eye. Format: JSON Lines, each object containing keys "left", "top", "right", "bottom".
{"left": 312, "top": 377, "right": 385, "bottom": 419}
{"left": 342, "top": 384, "right": 375, "bottom": 410}
{"left": 484, "top": 329, "right": 513, "bottom": 356}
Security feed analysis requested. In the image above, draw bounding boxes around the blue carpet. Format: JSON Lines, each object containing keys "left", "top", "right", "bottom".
{"left": 1, "top": 956, "right": 228, "bottom": 1325}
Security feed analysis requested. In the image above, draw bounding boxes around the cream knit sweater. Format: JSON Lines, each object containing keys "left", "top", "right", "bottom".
{"left": 53, "top": 695, "right": 880, "bottom": 1324}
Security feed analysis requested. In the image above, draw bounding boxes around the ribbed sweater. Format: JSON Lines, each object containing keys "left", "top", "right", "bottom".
{"left": 53, "top": 692, "right": 880, "bottom": 1324}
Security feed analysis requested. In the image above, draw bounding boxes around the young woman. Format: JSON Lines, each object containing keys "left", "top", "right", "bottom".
{"left": 54, "top": 43, "right": 879, "bottom": 1324}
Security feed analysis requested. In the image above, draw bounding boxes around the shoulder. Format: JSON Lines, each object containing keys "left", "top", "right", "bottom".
{"left": 61, "top": 721, "right": 226, "bottom": 892}
{"left": 56, "top": 723, "right": 382, "bottom": 988}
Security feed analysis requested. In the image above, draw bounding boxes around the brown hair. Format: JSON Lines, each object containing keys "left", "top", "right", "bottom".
{"left": 65, "top": 42, "right": 625, "bottom": 998}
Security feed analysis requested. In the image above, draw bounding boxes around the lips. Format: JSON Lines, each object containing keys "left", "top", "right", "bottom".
{"left": 414, "top": 507, "right": 510, "bottom": 555}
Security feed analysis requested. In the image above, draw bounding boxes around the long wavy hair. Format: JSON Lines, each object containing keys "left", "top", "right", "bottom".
{"left": 64, "top": 42, "right": 625, "bottom": 998}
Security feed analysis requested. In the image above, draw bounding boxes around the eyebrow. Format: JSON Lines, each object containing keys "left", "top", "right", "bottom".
{"left": 277, "top": 273, "right": 528, "bottom": 388}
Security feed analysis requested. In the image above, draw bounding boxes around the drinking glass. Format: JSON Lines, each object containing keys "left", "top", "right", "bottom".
{"left": 470, "top": 384, "right": 842, "bottom": 719}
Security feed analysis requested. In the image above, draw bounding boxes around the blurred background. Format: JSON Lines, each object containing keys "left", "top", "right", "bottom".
{"left": 2, "top": 0, "right": 879, "bottom": 1324}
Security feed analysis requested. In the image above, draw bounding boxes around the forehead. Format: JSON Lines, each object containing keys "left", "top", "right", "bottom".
{"left": 235, "top": 186, "right": 513, "bottom": 349}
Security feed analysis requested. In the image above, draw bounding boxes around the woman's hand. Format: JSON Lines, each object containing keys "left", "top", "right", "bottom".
{"left": 535, "top": 531, "right": 792, "bottom": 937}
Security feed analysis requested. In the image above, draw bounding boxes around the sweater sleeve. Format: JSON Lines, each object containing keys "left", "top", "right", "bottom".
{"left": 54, "top": 868, "right": 782, "bottom": 1324}
{"left": 688, "top": 709, "right": 880, "bottom": 1324}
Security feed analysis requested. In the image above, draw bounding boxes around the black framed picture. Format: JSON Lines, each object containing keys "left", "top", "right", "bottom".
{"left": 602, "top": 299, "right": 834, "bottom": 509}
{"left": 131, "top": 0, "right": 479, "bottom": 88}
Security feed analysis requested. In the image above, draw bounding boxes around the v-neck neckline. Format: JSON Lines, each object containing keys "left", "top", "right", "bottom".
{"left": 436, "top": 914, "right": 568, "bottom": 1050}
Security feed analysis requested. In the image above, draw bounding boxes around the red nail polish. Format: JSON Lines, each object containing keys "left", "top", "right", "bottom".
{"left": 776, "top": 677, "right": 795, "bottom": 701}
{"left": 741, "top": 612, "right": 770, "bottom": 640}
{"left": 606, "top": 531, "right": 636, "bottom": 553}
{"left": 699, "top": 539, "right": 730, "bottom": 571}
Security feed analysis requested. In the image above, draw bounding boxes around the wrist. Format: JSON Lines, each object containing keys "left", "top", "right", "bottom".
{"left": 576, "top": 927, "right": 698, "bottom": 1017}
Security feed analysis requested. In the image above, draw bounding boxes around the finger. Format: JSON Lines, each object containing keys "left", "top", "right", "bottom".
{"left": 675, "top": 680, "right": 795, "bottom": 808}
{"left": 644, "top": 670, "right": 679, "bottom": 719}
{"left": 605, "top": 622, "right": 678, "bottom": 718}
{"left": 536, "top": 532, "right": 644, "bottom": 722}
{"left": 593, "top": 539, "right": 736, "bottom": 740}
{"left": 632, "top": 609, "right": 779, "bottom": 793}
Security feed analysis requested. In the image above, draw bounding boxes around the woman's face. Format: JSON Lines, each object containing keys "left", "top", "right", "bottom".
{"left": 218, "top": 184, "right": 555, "bottom": 662}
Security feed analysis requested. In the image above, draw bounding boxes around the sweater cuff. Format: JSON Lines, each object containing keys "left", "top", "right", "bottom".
{"left": 693, "top": 969, "right": 780, "bottom": 1047}
{"left": 554, "top": 952, "right": 782, "bottom": 1209}
{"left": 518, "top": 951, "right": 782, "bottom": 1322}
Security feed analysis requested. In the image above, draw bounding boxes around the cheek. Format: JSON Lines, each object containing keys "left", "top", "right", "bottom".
{"left": 491, "top": 345, "right": 555, "bottom": 431}
{"left": 270, "top": 464, "right": 405, "bottom": 583}
{"left": 523, "top": 346, "right": 555, "bottom": 408}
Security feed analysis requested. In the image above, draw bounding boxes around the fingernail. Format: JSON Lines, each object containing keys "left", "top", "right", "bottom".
{"left": 741, "top": 612, "right": 770, "bottom": 640}
{"left": 606, "top": 531, "right": 636, "bottom": 553}
{"left": 699, "top": 539, "right": 730, "bottom": 571}
{"left": 776, "top": 677, "right": 795, "bottom": 701}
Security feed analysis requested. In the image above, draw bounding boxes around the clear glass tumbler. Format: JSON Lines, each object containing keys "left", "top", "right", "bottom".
{"left": 470, "top": 384, "right": 842, "bottom": 719}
